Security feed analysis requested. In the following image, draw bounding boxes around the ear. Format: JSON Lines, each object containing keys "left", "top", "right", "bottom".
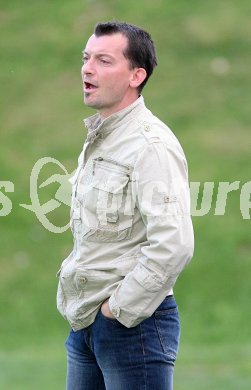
{"left": 130, "top": 68, "right": 147, "bottom": 89}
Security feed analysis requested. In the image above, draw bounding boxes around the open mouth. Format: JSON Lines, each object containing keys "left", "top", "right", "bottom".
{"left": 84, "top": 82, "right": 98, "bottom": 92}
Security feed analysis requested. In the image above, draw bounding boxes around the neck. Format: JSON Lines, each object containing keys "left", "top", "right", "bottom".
{"left": 98, "top": 94, "right": 140, "bottom": 120}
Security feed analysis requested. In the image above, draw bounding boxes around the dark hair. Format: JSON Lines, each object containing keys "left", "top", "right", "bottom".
{"left": 94, "top": 21, "right": 157, "bottom": 93}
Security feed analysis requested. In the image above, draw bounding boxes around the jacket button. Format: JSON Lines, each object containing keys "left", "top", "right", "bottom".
{"left": 112, "top": 306, "right": 120, "bottom": 317}
{"left": 144, "top": 124, "right": 151, "bottom": 131}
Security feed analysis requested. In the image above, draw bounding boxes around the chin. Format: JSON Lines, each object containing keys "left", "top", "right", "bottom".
{"left": 84, "top": 98, "right": 94, "bottom": 107}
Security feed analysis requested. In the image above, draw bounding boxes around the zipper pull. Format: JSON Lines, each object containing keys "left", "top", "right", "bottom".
{"left": 92, "top": 157, "right": 103, "bottom": 175}
{"left": 92, "top": 160, "right": 96, "bottom": 175}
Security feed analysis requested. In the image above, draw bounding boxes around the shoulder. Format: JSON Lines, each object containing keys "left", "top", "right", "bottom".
{"left": 136, "top": 107, "right": 184, "bottom": 153}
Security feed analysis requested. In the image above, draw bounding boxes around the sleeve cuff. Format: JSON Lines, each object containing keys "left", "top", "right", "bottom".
{"left": 108, "top": 295, "right": 135, "bottom": 328}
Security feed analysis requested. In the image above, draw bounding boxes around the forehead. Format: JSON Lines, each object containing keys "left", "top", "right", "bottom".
{"left": 84, "top": 33, "right": 128, "bottom": 56}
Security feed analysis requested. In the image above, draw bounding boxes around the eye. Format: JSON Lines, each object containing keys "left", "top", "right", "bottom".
{"left": 100, "top": 58, "right": 110, "bottom": 65}
{"left": 82, "top": 56, "right": 89, "bottom": 63}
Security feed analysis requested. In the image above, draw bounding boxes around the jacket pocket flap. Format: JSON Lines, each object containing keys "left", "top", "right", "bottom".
{"left": 92, "top": 175, "right": 130, "bottom": 194}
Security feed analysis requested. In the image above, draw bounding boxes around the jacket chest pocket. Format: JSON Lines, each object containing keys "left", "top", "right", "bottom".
{"left": 75, "top": 157, "right": 134, "bottom": 242}
{"left": 93, "top": 174, "right": 129, "bottom": 225}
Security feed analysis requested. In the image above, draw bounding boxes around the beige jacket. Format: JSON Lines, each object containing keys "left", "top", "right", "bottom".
{"left": 56, "top": 96, "right": 194, "bottom": 330}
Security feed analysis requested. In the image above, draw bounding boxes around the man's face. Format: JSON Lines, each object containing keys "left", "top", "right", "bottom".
{"left": 81, "top": 33, "right": 138, "bottom": 118}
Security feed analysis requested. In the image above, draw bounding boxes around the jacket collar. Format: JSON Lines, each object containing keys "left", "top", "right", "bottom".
{"left": 84, "top": 96, "right": 145, "bottom": 143}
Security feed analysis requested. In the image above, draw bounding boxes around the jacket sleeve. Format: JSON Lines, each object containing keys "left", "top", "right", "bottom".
{"left": 108, "top": 138, "right": 194, "bottom": 327}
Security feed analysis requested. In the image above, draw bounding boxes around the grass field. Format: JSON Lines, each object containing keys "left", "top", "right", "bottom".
{"left": 1, "top": 0, "right": 251, "bottom": 388}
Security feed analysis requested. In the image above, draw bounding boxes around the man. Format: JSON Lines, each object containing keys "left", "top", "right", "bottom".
{"left": 57, "top": 21, "right": 194, "bottom": 390}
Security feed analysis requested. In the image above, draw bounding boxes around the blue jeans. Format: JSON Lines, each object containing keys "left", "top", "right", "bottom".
{"left": 65, "top": 295, "right": 180, "bottom": 390}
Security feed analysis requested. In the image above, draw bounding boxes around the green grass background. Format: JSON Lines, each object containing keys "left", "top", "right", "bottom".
{"left": 1, "top": 0, "right": 251, "bottom": 388}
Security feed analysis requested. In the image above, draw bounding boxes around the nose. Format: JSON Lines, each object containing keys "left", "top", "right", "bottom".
{"left": 81, "top": 58, "right": 95, "bottom": 77}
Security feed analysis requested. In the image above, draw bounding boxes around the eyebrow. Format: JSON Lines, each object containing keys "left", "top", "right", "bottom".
{"left": 82, "top": 51, "right": 114, "bottom": 59}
